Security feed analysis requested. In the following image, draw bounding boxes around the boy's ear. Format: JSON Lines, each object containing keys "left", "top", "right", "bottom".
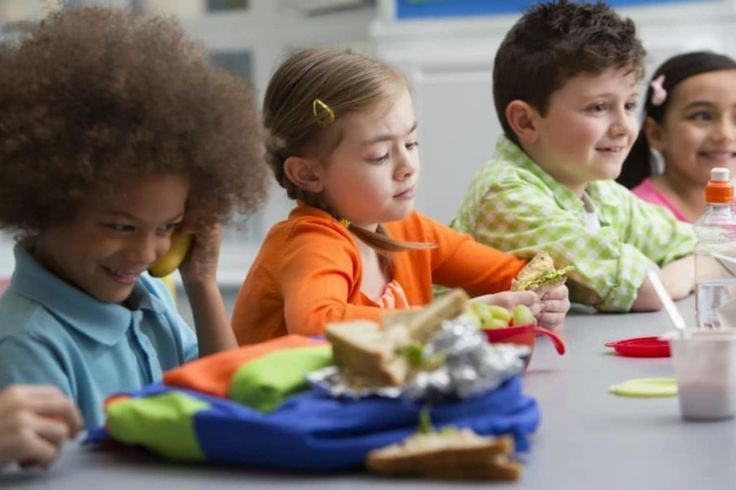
{"left": 283, "top": 156, "right": 324, "bottom": 193}
{"left": 643, "top": 117, "right": 665, "bottom": 152}
{"left": 505, "top": 100, "right": 541, "bottom": 145}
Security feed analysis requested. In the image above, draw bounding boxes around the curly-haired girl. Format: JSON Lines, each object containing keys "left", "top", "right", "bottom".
{"left": 0, "top": 6, "right": 268, "bottom": 429}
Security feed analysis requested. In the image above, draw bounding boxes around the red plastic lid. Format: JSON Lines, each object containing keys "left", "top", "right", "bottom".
{"left": 604, "top": 336, "right": 671, "bottom": 358}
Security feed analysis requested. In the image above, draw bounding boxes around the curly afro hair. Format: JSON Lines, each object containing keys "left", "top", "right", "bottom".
{"left": 0, "top": 6, "right": 269, "bottom": 234}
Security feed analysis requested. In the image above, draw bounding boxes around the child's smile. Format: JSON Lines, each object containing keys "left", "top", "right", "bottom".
{"left": 103, "top": 266, "right": 143, "bottom": 286}
{"left": 649, "top": 69, "right": 736, "bottom": 187}
{"left": 697, "top": 149, "right": 736, "bottom": 165}
{"left": 32, "top": 175, "right": 189, "bottom": 304}
{"left": 525, "top": 67, "right": 640, "bottom": 195}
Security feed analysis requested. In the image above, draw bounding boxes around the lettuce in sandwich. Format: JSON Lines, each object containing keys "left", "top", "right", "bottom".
{"left": 511, "top": 252, "right": 574, "bottom": 294}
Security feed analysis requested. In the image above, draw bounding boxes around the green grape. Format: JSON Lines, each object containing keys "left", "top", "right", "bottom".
{"left": 469, "top": 302, "right": 491, "bottom": 327}
{"left": 511, "top": 304, "right": 536, "bottom": 326}
{"left": 482, "top": 317, "right": 510, "bottom": 330}
{"left": 488, "top": 305, "right": 512, "bottom": 323}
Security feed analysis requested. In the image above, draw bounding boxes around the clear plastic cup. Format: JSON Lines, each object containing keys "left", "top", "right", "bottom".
{"left": 670, "top": 329, "right": 736, "bottom": 420}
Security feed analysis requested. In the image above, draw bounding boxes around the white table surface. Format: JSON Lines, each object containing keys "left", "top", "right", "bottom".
{"left": 3, "top": 297, "right": 735, "bottom": 489}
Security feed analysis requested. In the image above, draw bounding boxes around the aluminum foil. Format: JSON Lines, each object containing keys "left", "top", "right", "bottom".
{"left": 307, "top": 366, "right": 404, "bottom": 399}
{"left": 406, "top": 315, "right": 527, "bottom": 402}
{"left": 307, "top": 314, "right": 528, "bottom": 402}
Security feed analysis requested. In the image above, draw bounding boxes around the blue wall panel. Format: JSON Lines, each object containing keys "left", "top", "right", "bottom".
{"left": 396, "top": 0, "right": 718, "bottom": 20}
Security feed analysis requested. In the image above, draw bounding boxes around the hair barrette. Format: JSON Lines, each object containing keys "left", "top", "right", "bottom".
{"left": 650, "top": 74, "right": 667, "bottom": 107}
{"left": 312, "top": 98, "right": 336, "bottom": 127}
{"left": 339, "top": 218, "right": 351, "bottom": 228}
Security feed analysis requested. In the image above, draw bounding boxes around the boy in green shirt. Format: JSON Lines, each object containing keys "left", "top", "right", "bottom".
{"left": 451, "top": 1, "right": 695, "bottom": 312}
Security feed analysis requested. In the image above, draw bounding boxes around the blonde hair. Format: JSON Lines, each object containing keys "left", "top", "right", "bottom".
{"left": 263, "top": 47, "right": 433, "bottom": 254}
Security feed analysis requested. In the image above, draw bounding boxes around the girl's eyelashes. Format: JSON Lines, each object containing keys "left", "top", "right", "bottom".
{"left": 102, "top": 221, "right": 181, "bottom": 234}
{"left": 368, "top": 152, "right": 390, "bottom": 164}
{"left": 688, "top": 110, "right": 713, "bottom": 122}
{"left": 366, "top": 139, "right": 419, "bottom": 163}
{"left": 104, "top": 223, "right": 135, "bottom": 233}
{"left": 158, "top": 222, "right": 180, "bottom": 234}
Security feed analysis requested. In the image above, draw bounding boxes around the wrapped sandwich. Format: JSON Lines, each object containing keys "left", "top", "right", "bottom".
{"left": 326, "top": 289, "right": 470, "bottom": 388}
{"left": 511, "top": 252, "right": 574, "bottom": 294}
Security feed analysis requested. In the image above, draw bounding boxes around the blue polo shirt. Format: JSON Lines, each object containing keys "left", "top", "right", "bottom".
{"left": 0, "top": 245, "right": 198, "bottom": 429}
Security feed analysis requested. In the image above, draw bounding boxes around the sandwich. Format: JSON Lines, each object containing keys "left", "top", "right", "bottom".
{"left": 382, "top": 288, "right": 469, "bottom": 343}
{"left": 366, "top": 429, "right": 521, "bottom": 481}
{"left": 511, "top": 252, "right": 574, "bottom": 294}
{"left": 325, "top": 289, "right": 470, "bottom": 388}
{"left": 326, "top": 320, "right": 411, "bottom": 387}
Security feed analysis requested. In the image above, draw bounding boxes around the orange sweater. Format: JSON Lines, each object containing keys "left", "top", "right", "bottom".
{"left": 232, "top": 206, "right": 526, "bottom": 345}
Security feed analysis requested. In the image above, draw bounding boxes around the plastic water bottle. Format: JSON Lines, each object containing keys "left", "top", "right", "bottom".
{"left": 694, "top": 168, "right": 736, "bottom": 328}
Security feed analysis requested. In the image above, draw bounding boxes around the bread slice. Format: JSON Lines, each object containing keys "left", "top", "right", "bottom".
{"left": 511, "top": 252, "right": 571, "bottom": 294}
{"left": 366, "top": 430, "right": 521, "bottom": 481}
{"left": 383, "top": 288, "right": 470, "bottom": 343}
{"left": 511, "top": 252, "right": 553, "bottom": 292}
{"left": 326, "top": 320, "right": 410, "bottom": 387}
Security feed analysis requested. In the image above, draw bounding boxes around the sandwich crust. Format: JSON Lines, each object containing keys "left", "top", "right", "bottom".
{"left": 366, "top": 431, "right": 521, "bottom": 481}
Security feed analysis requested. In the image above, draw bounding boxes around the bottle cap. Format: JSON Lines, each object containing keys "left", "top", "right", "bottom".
{"left": 705, "top": 167, "right": 733, "bottom": 204}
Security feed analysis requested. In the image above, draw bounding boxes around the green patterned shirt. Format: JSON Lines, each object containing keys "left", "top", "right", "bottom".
{"left": 451, "top": 137, "right": 696, "bottom": 311}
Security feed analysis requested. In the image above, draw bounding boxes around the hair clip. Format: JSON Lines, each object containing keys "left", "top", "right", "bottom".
{"left": 650, "top": 74, "right": 667, "bottom": 107}
{"left": 312, "top": 98, "right": 336, "bottom": 127}
{"left": 339, "top": 218, "right": 351, "bottom": 228}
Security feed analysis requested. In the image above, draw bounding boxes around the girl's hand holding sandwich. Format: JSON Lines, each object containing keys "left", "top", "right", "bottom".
{"left": 481, "top": 251, "right": 573, "bottom": 330}
{"left": 536, "top": 284, "right": 570, "bottom": 330}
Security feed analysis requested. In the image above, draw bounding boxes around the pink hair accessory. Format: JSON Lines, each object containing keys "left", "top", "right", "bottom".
{"left": 650, "top": 74, "right": 667, "bottom": 106}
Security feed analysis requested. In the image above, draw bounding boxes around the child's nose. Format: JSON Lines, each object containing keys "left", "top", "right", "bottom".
{"left": 395, "top": 152, "right": 418, "bottom": 180}
{"left": 712, "top": 117, "right": 736, "bottom": 141}
{"left": 610, "top": 113, "right": 635, "bottom": 138}
{"left": 127, "top": 234, "right": 164, "bottom": 265}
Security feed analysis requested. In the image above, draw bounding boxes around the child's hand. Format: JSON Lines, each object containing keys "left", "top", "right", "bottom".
{"left": 176, "top": 223, "right": 236, "bottom": 354}
{"left": 537, "top": 285, "right": 570, "bottom": 330}
{"left": 472, "top": 291, "right": 542, "bottom": 317}
{"left": 178, "top": 224, "right": 223, "bottom": 286}
{"left": 0, "top": 385, "right": 83, "bottom": 469}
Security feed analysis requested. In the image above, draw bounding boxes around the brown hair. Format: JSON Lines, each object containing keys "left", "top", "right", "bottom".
{"left": 494, "top": 0, "right": 646, "bottom": 146}
{"left": 263, "top": 47, "right": 432, "bottom": 253}
{"left": 618, "top": 51, "right": 736, "bottom": 189}
{"left": 0, "top": 7, "right": 269, "bottom": 235}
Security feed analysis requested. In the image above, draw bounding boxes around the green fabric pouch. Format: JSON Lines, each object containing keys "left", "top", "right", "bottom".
{"left": 229, "top": 345, "right": 333, "bottom": 412}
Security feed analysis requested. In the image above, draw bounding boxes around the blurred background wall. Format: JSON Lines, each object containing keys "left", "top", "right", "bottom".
{"left": 2, "top": 0, "right": 735, "bottom": 315}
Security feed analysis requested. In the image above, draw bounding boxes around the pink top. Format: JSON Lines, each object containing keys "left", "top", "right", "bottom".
{"left": 632, "top": 178, "right": 690, "bottom": 223}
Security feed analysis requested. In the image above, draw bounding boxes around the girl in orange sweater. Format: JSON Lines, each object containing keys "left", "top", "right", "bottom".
{"left": 232, "top": 48, "right": 570, "bottom": 344}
